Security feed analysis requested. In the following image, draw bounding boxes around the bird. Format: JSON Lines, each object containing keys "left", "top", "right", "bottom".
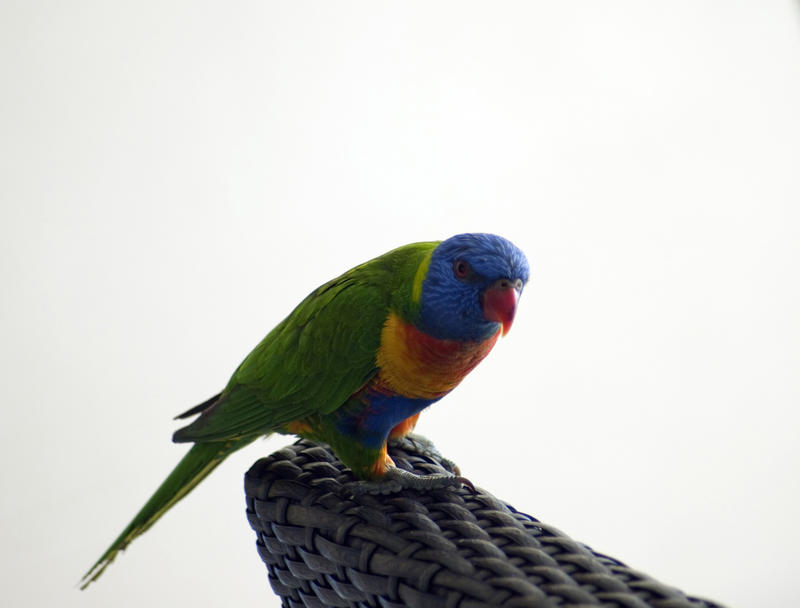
{"left": 80, "top": 232, "right": 529, "bottom": 588}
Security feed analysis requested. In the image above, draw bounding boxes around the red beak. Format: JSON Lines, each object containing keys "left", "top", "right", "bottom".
{"left": 482, "top": 278, "right": 523, "bottom": 336}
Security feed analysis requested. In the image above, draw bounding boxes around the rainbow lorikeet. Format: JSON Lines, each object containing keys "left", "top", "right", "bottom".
{"left": 81, "top": 232, "right": 529, "bottom": 588}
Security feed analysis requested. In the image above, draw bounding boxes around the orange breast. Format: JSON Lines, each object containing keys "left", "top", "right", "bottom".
{"left": 375, "top": 313, "right": 499, "bottom": 400}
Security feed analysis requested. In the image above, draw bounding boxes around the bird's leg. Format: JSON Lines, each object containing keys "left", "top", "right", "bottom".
{"left": 388, "top": 433, "right": 461, "bottom": 475}
{"left": 345, "top": 436, "right": 473, "bottom": 495}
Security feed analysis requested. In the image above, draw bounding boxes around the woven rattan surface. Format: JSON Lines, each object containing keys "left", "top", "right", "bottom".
{"left": 245, "top": 438, "right": 725, "bottom": 608}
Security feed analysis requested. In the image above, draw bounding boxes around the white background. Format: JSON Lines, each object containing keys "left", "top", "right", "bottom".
{"left": 2, "top": 2, "right": 799, "bottom": 607}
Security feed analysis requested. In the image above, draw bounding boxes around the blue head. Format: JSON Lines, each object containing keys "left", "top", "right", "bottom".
{"left": 418, "top": 233, "right": 530, "bottom": 341}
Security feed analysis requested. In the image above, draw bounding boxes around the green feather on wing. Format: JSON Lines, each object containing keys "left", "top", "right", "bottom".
{"left": 172, "top": 252, "right": 414, "bottom": 443}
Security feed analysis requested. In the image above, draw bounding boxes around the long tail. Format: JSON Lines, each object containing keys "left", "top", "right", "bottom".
{"left": 80, "top": 439, "right": 249, "bottom": 589}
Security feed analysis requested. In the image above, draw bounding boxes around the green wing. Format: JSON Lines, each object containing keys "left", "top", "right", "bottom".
{"left": 80, "top": 241, "right": 437, "bottom": 589}
{"left": 173, "top": 251, "right": 413, "bottom": 443}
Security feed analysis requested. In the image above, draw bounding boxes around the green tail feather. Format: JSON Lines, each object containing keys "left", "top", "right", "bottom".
{"left": 80, "top": 439, "right": 249, "bottom": 589}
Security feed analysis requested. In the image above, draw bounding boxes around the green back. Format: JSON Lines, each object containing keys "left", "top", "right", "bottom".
{"left": 174, "top": 240, "right": 438, "bottom": 442}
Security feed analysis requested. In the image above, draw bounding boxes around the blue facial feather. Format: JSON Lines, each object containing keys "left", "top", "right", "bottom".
{"left": 418, "top": 233, "right": 530, "bottom": 341}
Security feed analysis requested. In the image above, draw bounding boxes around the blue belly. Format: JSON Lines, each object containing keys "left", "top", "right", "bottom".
{"left": 333, "top": 391, "right": 438, "bottom": 449}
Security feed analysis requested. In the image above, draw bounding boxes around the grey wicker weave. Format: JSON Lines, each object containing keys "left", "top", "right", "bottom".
{"left": 245, "top": 438, "right": 725, "bottom": 608}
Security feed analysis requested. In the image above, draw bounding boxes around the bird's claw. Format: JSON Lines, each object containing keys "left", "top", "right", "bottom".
{"left": 388, "top": 434, "right": 461, "bottom": 475}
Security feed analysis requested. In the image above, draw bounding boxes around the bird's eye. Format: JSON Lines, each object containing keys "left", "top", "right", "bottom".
{"left": 453, "top": 259, "right": 471, "bottom": 279}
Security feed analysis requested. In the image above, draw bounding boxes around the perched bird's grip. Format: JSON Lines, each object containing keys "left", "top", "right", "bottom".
{"left": 245, "top": 439, "right": 727, "bottom": 608}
